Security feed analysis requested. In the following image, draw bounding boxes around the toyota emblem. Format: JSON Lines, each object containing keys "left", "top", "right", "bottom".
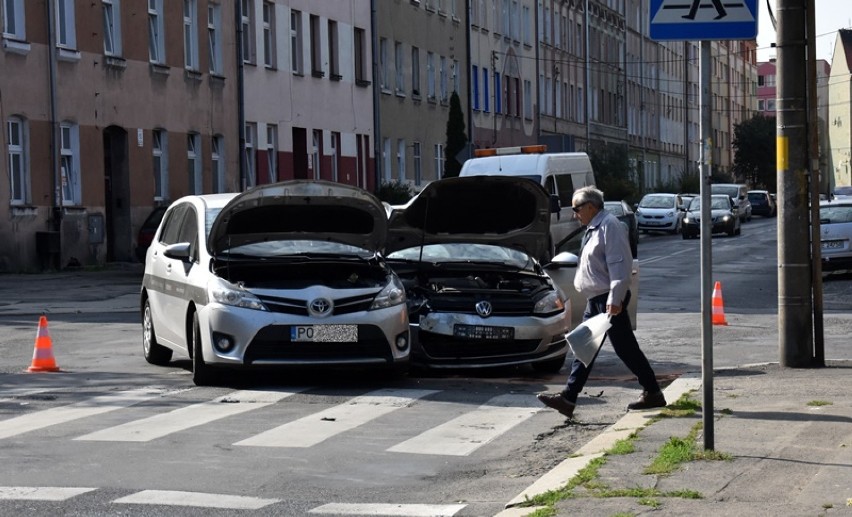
{"left": 475, "top": 301, "right": 493, "bottom": 318}
{"left": 308, "top": 298, "right": 333, "bottom": 317}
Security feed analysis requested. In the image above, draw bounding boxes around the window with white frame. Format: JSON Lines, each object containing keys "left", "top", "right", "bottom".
{"left": 7, "top": 116, "right": 28, "bottom": 205}
{"left": 208, "top": 3, "right": 222, "bottom": 74}
{"left": 511, "top": 0, "right": 519, "bottom": 40}
{"left": 328, "top": 20, "right": 339, "bottom": 79}
{"left": 152, "top": 129, "right": 168, "bottom": 201}
{"left": 262, "top": 1, "right": 275, "bottom": 68}
{"left": 266, "top": 124, "right": 278, "bottom": 183}
{"left": 396, "top": 139, "right": 406, "bottom": 181}
{"left": 102, "top": 0, "right": 121, "bottom": 56}
{"left": 244, "top": 122, "right": 257, "bottom": 187}
{"left": 382, "top": 138, "right": 391, "bottom": 182}
{"left": 411, "top": 47, "right": 420, "bottom": 96}
{"left": 412, "top": 141, "right": 421, "bottom": 186}
{"left": 240, "top": 0, "right": 254, "bottom": 64}
{"left": 310, "top": 14, "right": 321, "bottom": 76}
{"left": 379, "top": 37, "right": 389, "bottom": 90}
{"left": 211, "top": 134, "right": 224, "bottom": 193}
{"left": 354, "top": 27, "right": 365, "bottom": 82}
{"left": 148, "top": 0, "right": 164, "bottom": 64}
{"left": 426, "top": 52, "right": 435, "bottom": 99}
{"left": 330, "top": 131, "right": 340, "bottom": 182}
{"left": 434, "top": 143, "right": 444, "bottom": 179}
{"left": 312, "top": 129, "right": 322, "bottom": 180}
{"left": 59, "top": 122, "right": 80, "bottom": 206}
{"left": 183, "top": 0, "right": 199, "bottom": 70}
{"left": 56, "top": 0, "right": 77, "bottom": 49}
{"left": 187, "top": 133, "right": 201, "bottom": 194}
{"left": 524, "top": 79, "right": 532, "bottom": 120}
{"left": 395, "top": 41, "right": 404, "bottom": 93}
{"left": 2, "top": 0, "right": 26, "bottom": 40}
{"left": 502, "top": 0, "right": 510, "bottom": 36}
{"left": 522, "top": 5, "right": 531, "bottom": 45}
{"left": 439, "top": 56, "right": 447, "bottom": 102}
{"left": 290, "top": 10, "right": 303, "bottom": 74}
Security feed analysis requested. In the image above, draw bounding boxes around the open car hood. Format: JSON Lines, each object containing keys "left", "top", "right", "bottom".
{"left": 385, "top": 176, "right": 551, "bottom": 258}
{"left": 209, "top": 180, "right": 387, "bottom": 255}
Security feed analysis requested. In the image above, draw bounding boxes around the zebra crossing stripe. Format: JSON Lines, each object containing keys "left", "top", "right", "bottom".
{"left": 74, "top": 389, "right": 302, "bottom": 442}
{"left": 0, "top": 487, "right": 97, "bottom": 501}
{"left": 387, "top": 393, "right": 541, "bottom": 456}
{"left": 234, "top": 388, "right": 438, "bottom": 448}
{"left": 112, "top": 490, "right": 278, "bottom": 510}
{"left": 308, "top": 503, "right": 467, "bottom": 516}
{"left": 0, "top": 388, "right": 168, "bottom": 440}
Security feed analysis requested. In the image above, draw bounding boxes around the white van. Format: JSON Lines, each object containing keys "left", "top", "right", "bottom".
{"left": 459, "top": 145, "right": 596, "bottom": 257}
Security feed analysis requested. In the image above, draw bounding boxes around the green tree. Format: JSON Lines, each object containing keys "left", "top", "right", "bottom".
{"left": 732, "top": 115, "right": 776, "bottom": 190}
{"left": 587, "top": 143, "right": 639, "bottom": 203}
{"left": 443, "top": 91, "right": 467, "bottom": 178}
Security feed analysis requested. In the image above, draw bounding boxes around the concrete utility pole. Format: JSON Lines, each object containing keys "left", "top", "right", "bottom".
{"left": 776, "top": 0, "right": 813, "bottom": 367}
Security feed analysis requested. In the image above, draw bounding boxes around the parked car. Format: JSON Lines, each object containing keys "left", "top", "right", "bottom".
{"left": 819, "top": 199, "right": 852, "bottom": 271}
{"left": 604, "top": 200, "right": 638, "bottom": 258}
{"left": 747, "top": 190, "right": 777, "bottom": 217}
{"left": 834, "top": 185, "right": 852, "bottom": 199}
{"left": 385, "top": 176, "right": 574, "bottom": 373}
{"left": 711, "top": 183, "right": 752, "bottom": 221}
{"left": 141, "top": 181, "right": 410, "bottom": 385}
{"left": 681, "top": 194, "right": 741, "bottom": 238}
{"left": 135, "top": 206, "right": 167, "bottom": 262}
{"left": 635, "top": 193, "right": 685, "bottom": 234}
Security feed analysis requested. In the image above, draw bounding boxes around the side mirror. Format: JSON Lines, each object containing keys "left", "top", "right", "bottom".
{"left": 546, "top": 251, "right": 580, "bottom": 269}
{"left": 164, "top": 242, "right": 192, "bottom": 261}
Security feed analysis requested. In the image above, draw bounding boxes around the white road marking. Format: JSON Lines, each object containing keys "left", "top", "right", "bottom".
{"left": 0, "top": 486, "right": 97, "bottom": 501}
{"left": 387, "top": 394, "right": 540, "bottom": 456}
{"left": 234, "top": 388, "right": 438, "bottom": 448}
{"left": 113, "top": 490, "right": 278, "bottom": 509}
{"left": 0, "top": 388, "right": 167, "bottom": 440}
{"left": 638, "top": 247, "right": 692, "bottom": 265}
{"left": 74, "top": 389, "right": 302, "bottom": 442}
{"left": 308, "top": 503, "right": 467, "bottom": 516}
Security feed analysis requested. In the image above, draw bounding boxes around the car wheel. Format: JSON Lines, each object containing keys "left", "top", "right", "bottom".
{"left": 682, "top": 232, "right": 690, "bottom": 240}
{"left": 531, "top": 354, "right": 567, "bottom": 374}
{"left": 191, "top": 311, "right": 219, "bottom": 386}
{"left": 143, "top": 299, "right": 172, "bottom": 366}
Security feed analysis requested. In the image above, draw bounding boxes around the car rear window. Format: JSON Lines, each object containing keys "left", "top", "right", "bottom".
{"left": 748, "top": 193, "right": 765, "bottom": 202}
{"left": 820, "top": 205, "right": 852, "bottom": 224}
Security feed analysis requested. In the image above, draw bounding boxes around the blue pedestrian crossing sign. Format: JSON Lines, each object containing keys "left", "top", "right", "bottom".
{"left": 649, "top": 0, "right": 758, "bottom": 41}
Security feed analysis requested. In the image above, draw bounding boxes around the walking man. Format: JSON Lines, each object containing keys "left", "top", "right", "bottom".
{"left": 537, "top": 186, "right": 666, "bottom": 419}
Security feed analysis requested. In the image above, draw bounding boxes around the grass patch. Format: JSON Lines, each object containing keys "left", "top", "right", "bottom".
{"left": 638, "top": 497, "right": 660, "bottom": 508}
{"left": 807, "top": 400, "right": 832, "bottom": 407}
{"left": 645, "top": 422, "right": 731, "bottom": 475}
{"left": 608, "top": 433, "right": 639, "bottom": 455}
{"left": 653, "top": 391, "right": 701, "bottom": 420}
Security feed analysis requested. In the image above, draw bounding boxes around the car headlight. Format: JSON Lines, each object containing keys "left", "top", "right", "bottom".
{"left": 208, "top": 277, "right": 268, "bottom": 311}
{"left": 370, "top": 275, "right": 406, "bottom": 310}
{"left": 683, "top": 216, "right": 691, "bottom": 223}
{"left": 722, "top": 215, "right": 731, "bottom": 222}
{"left": 666, "top": 211, "right": 674, "bottom": 217}
{"left": 534, "top": 290, "right": 566, "bottom": 315}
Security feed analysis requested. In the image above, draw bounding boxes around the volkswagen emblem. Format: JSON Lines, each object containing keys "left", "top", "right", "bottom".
{"left": 475, "top": 301, "right": 493, "bottom": 318}
{"left": 308, "top": 298, "right": 333, "bottom": 317}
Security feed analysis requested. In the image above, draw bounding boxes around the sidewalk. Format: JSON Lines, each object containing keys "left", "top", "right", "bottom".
{"left": 499, "top": 361, "right": 852, "bottom": 516}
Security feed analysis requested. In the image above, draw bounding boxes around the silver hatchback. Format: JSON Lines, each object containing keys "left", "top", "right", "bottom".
{"left": 141, "top": 181, "right": 410, "bottom": 385}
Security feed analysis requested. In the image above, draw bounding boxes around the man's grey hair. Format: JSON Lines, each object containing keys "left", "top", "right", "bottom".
{"left": 572, "top": 186, "right": 604, "bottom": 209}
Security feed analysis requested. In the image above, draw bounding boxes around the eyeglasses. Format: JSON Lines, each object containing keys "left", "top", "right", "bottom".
{"left": 571, "top": 202, "right": 588, "bottom": 213}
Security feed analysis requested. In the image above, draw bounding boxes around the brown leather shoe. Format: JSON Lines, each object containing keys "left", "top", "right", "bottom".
{"left": 627, "top": 390, "right": 667, "bottom": 410}
{"left": 537, "top": 392, "right": 576, "bottom": 418}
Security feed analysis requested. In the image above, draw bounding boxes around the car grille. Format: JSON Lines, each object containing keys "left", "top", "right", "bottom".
{"left": 256, "top": 293, "right": 376, "bottom": 316}
{"left": 427, "top": 297, "right": 534, "bottom": 316}
{"left": 418, "top": 331, "right": 542, "bottom": 359}
{"left": 244, "top": 325, "right": 392, "bottom": 363}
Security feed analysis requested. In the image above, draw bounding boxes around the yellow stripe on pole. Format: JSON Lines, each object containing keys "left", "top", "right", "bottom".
{"left": 777, "top": 136, "right": 789, "bottom": 171}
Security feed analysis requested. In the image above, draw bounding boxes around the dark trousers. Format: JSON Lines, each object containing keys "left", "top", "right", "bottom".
{"left": 562, "top": 291, "right": 660, "bottom": 403}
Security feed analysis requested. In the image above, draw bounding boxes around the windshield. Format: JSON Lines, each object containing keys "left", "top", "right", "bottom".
{"left": 639, "top": 195, "right": 675, "bottom": 209}
{"left": 712, "top": 186, "right": 739, "bottom": 199}
{"left": 604, "top": 203, "right": 625, "bottom": 216}
{"left": 688, "top": 197, "right": 730, "bottom": 211}
{"left": 205, "top": 207, "right": 224, "bottom": 238}
{"left": 387, "top": 243, "right": 532, "bottom": 268}
{"left": 820, "top": 205, "right": 852, "bottom": 224}
{"left": 219, "top": 239, "right": 373, "bottom": 258}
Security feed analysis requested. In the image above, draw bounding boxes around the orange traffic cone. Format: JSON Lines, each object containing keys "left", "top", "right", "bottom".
{"left": 711, "top": 281, "right": 728, "bottom": 326}
{"left": 27, "top": 315, "right": 61, "bottom": 372}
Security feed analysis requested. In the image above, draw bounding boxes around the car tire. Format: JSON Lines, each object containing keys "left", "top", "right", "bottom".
{"left": 143, "top": 299, "right": 172, "bottom": 366}
{"left": 682, "top": 232, "right": 690, "bottom": 240}
{"left": 531, "top": 354, "right": 567, "bottom": 374}
{"left": 191, "top": 311, "right": 219, "bottom": 387}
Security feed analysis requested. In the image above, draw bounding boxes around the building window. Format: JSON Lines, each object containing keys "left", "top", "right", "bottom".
{"left": 59, "top": 122, "right": 80, "bottom": 206}
{"left": 354, "top": 27, "right": 366, "bottom": 83}
{"left": 395, "top": 41, "right": 404, "bottom": 93}
{"left": 434, "top": 144, "right": 444, "bottom": 179}
{"left": 148, "top": 0, "right": 164, "bottom": 64}
{"left": 211, "top": 135, "right": 224, "bottom": 193}
{"left": 758, "top": 99, "right": 765, "bottom": 111}
{"left": 382, "top": 138, "right": 392, "bottom": 182}
{"left": 439, "top": 56, "right": 448, "bottom": 102}
{"left": 183, "top": 0, "right": 199, "bottom": 70}
{"left": 494, "top": 72, "right": 501, "bottom": 113}
{"left": 426, "top": 52, "right": 435, "bottom": 100}
{"left": 2, "top": 0, "right": 26, "bottom": 40}
{"left": 56, "top": 0, "right": 77, "bottom": 49}
{"left": 102, "top": 0, "right": 121, "bottom": 56}
{"left": 411, "top": 47, "right": 420, "bottom": 96}
{"left": 330, "top": 131, "right": 340, "bottom": 182}
{"left": 312, "top": 129, "right": 322, "bottom": 180}
{"left": 524, "top": 79, "right": 532, "bottom": 120}
{"left": 328, "top": 20, "right": 339, "bottom": 79}
{"left": 413, "top": 141, "right": 422, "bottom": 186}
{"left": 310, "top": 14, "right": 322, "bottom": 76}
{"left": 262, "top": 1, "right": 275, "bottom": 68}
{"left": 290, "top": 9, "right": 303, "bottom": 74}
{"left": 472, "top": 65, "right": 479, "bottom": 110}
{"left": 244, "top": 122, "right": 257, "bottom": 187}
{"left": 266, "top": 124, "right": 278, "bottom": 183}
{"left": 208, "top": 3, "right": 222, "bottom": 74}
{"left": 240, "top": 0, "right": 255, "bottom": 64}
{"left": 7, "top": 116, "right": 28, "bottom": 205}
{"left": 379, "top": 37, "right": 389, "bottom": 91}
{"left": 152, "top": 129, "right": 168, "bottom": 201}
{"left": 483, "top": 67, "right": 489, "bottom": 112}
{"left": 522, "top": 5, "right": 531, "bottom": 45}
{"left": 396, "top": 139, "right": 406, "bottom": 181}
{"left": 187, "top": 133, "right": 201, "bottom": 195}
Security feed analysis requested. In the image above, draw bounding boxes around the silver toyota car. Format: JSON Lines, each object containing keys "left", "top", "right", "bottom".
{"left": 141, "top": 181, "right": 410, "bottom": 385}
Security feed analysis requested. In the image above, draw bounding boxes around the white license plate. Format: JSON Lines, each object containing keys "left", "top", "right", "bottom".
{"left": 822, "top": 240, "right": 843, "bottom": 250}
{"left": 290, "top": 325, "right": 358, "bottom": 342}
